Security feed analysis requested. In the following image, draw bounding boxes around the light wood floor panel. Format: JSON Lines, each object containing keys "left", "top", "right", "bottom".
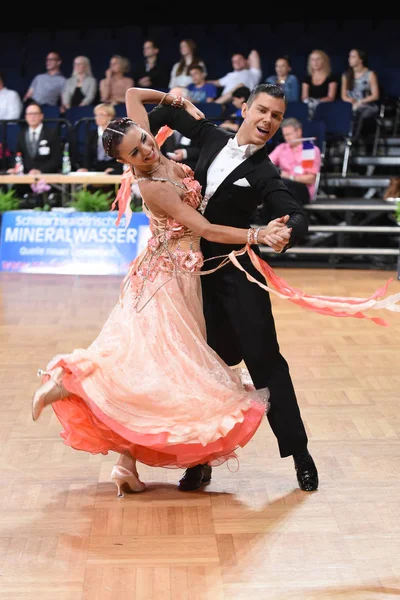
{"left": 1, "top": 269, "right": 399, "bottom": 599}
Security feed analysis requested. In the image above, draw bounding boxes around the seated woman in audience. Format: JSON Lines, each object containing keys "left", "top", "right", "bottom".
{"left": 301, "top": 49, "right": 337, "bottom": 118}
{"left": 100, "top": 55, "right": 134, "bottom": 105}
{"left": 265, "top": 56, "right": 300, "bottom": 102}
{"left": 341, "top": 48, "right": 380, "bottom": 145}
{"left": 169, "top": 39, "right": 207, "bottom": 89}
{"left": 62, "top": 56, "right": 97, "bottom": 110}
{"left": 77, "top": 103, "right": 123, "bottom": 174}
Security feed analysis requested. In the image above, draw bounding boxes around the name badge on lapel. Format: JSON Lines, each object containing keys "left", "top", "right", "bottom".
{"left": 39, "top": 140, "right": 50, "bottom": 155}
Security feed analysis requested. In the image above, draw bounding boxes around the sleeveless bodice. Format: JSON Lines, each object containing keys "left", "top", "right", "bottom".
{"left": 126, "top": 164, "right": 205, "bottom": 311}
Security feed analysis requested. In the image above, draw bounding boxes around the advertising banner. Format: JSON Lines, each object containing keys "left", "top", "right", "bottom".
{"left": 0, "top": 210, "right": 150, "bottom": 275}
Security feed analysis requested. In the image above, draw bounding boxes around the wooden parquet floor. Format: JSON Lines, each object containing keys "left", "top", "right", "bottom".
{"left": 1, "top": 269, "right": 399, "bottom": 600}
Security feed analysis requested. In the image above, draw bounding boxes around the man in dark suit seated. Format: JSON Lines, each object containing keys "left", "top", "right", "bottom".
{"left": 9, "top": 101, "right": 62, "bottom": 175}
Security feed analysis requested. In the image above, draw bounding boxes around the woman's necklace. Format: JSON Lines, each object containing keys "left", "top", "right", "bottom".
{"left": 137, "top": 159, "right": 162, "bottom": 177}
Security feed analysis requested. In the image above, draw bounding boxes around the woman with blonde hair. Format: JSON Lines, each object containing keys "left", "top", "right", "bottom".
{"left": 100, "top": 54, "right": 134, "bottom": 105}
{"left": 62, "top": 55, "right": 98, "bottom": 110}
{"left": 301, "top": 49, "right": 338, "bottom": 117}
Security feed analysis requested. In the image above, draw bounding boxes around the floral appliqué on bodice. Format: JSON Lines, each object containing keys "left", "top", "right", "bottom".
{"left": 125, "top": 164, "right": 205, "bottom": 311}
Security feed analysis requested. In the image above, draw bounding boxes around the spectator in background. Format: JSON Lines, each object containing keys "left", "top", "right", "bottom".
{"left": 23, "top": 51, "right": 66, "bottom": 108}
{"left": 341, "top": 48, "right": 380, "bottom": 145}
{"left": 7, "top": 101, "right": 62, "bottom": 175}
{"left": 268, "top": 117, "right": 321, "bottom": 205}
{"left": 301, "top": 49, "right": 337, "bottom": 118}
{"left": 265, "top": 56, "right": 300, "bottom": 102}
{"left": 158, "top": 87, "right": 200, "bottom": 170}
{"left": 169, "top": 39, "right": 207, "bottom": 89}
{"left": 100, "top": 55, "right": 134, "bottom": 105}
{"left": 187, "top": 65, "right": 217, "bottom": 103}
{"left": 76, "top": 103, "right": 123, "bottom": 174}
{"left": 133, "top": 39, "right": 170, "bottom": 90}
{"left": 0, "top": 72, "right": 22, "bottom": 119}
{"left": 62, "top": 56, "right": 97, "bottom": 110}
{"left": 219, "top": 85, "right": 250, "bottom": 133}
{"left": 208, "top": 50, "right": 262, "bottom": 105}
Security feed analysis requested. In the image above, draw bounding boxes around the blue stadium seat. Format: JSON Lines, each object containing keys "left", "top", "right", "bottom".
{"left": 196, "top": 103, "right": 222, "bottom": 119}
{"left": 284, "top": 102, "right": 309, "bottom": 122}
{"left": 42, "top": 106, "right": 60, "bottom": 120}
{"left": 313, "top": 101, "right": 353, "bottom": 136}
{"left": 65, "top": 106, "right": 94, "bottom": 125}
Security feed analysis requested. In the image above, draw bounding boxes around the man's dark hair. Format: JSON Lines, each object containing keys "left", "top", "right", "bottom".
{"left": 25, "top": 101, "right": 43, "bottom": 115}
{"left": 189, "top": 64, "right": 205, "bottom": 74}
{"left": 247, "top": 83, "right": 287, "bottom": 107}
{"left": 232, "top": 86, "right": 250, "bottom": 101}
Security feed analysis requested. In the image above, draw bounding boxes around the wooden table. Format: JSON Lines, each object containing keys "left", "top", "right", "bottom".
{"left": 0, "top": 173, "right": 123, "bottom": 205}
{"left": 0, "top": 173, "right": 122, "bottom": 185}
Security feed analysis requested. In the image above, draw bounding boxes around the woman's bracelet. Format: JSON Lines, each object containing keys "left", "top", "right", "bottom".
{"left": 247, "top": 227, "right": 260, "bottom": 245}
{"left": 158, "top": 93, "right": 185, "bottom": 109}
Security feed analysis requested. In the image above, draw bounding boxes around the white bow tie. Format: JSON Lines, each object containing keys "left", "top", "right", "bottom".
{"left": 226, "top": 137, "right": 247, "bottom": 158}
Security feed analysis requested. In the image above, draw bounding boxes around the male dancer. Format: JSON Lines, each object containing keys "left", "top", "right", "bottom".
{"left": 146, "top": 83, "right": 318, "bottom": 492}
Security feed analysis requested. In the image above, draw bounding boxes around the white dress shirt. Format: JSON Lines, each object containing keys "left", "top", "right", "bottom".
{"left": 199, "top": 136, "right": 264, "bottom": 214}
{"left": 28, "top": 124, "right": 43, "bottom": 140}
{"left": 0, "top": 87, "right": 22, "bottom": 120}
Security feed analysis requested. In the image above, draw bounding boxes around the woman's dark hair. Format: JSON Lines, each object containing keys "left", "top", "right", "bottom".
{"left": 346, "top": 48, "right": 369, "bottom": 91}
{"left": 176, "top": 39, "right": 202, "bottom": 77}
{"left": 102, "top": 117, "right": 137, "bottom": 158}
{"left": 247, "top": 83, "right": 287, "bottom": 107}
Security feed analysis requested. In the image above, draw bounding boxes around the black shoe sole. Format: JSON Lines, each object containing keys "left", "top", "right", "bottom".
{"left": 178, "top": 474, "right": 212, "bottom": 492}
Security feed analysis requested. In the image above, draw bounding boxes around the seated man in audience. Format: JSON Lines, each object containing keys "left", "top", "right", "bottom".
{"left": 219, "top": 85, "right": 250, "bottom": 132}
{"left": 133, "top": 39, "right": 170, "bottom": 90}
{"left": 187, "top": 65, "right": 217, "bottom": 103}
{"left": 23, "top": 51, "right": 66, "bottom": 108}
{"left": 207, "top": 50, "right": 262, "bottom": 105}
{"left": 268, "top": 117, "right": 321, "bottom": 206}
{"left": 8, "top": 101, "right": 62, "bottom": 175}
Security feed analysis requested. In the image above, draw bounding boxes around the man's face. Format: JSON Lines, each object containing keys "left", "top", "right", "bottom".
{"left": 143, "top": 42, "right": 158, "bottom": 59}
{"left": 240, "top": 93, "right": 285, "bottom": 145}
{"left": 282, "top": 125, "right": 302, "bottom": 145}
{"left": 190, "top": 68, "right": 204, "bottom": 85}
{"left": 231, "top": 54, "right": 247, "bottom": 71}
{"left": 46, "top": 53, "right": 61, "bottom": 72}
{"left": 25, "top": 105, "right": 43, "bottom": 128}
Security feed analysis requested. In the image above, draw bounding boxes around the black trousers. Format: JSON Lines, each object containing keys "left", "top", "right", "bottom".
{"left": 201, "top": 260, "right": 308, "bottom": 458}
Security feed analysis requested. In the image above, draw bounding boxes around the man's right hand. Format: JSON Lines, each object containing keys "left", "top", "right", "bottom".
{"left": 257, "top": 215, "right": 292, "bottom": 253}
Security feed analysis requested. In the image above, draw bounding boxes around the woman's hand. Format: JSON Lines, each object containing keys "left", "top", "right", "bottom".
{"left": 257, "top": 215, "right": 292, "bottom": 253}
{"left": 183, "top": 99, "right": 205, "bottom": 120}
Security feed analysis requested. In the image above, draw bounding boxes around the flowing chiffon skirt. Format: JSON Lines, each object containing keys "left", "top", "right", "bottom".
{"left": 47, "top": 261, "right": 268, "bottom": 469}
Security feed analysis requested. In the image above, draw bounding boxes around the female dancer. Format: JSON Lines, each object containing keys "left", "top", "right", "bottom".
{"left": 31, "top": 91, "right": 290, "bottom": 497}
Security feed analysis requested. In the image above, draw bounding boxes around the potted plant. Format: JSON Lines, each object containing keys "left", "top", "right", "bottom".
{"left": 0, "top": 188, "right": 21, "bottom": 228}
{"left": 0, "top": 188, "right": 21, "bottom": 213}
{"left": 69, "top": 189, "right": 114, "bottom": 212}
{"left": 69, "top": 188, "right": 143, "bottom": 213}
